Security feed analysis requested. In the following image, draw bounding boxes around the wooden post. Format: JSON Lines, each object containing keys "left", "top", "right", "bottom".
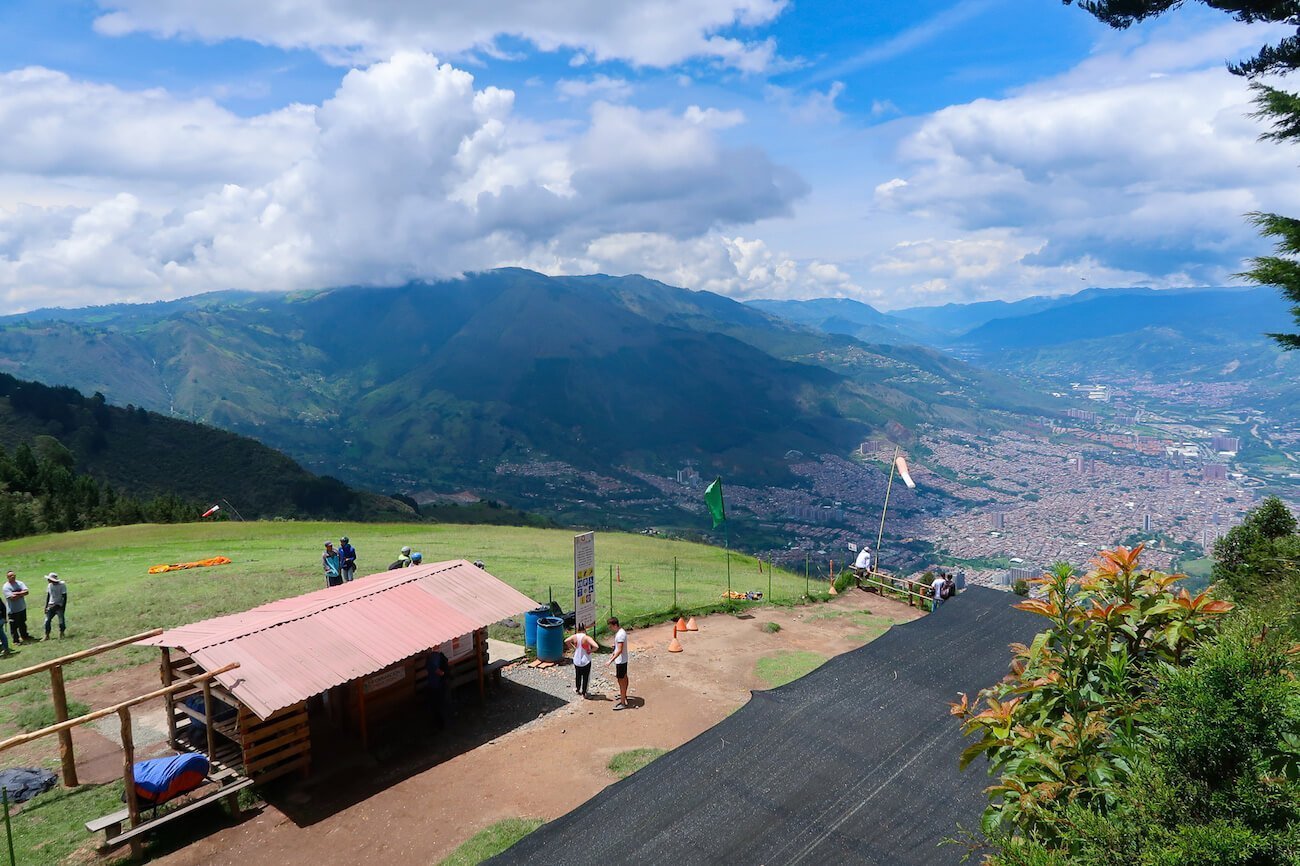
{"left": 202, "top": 680, "right": 216, "bottom": 766}
{"left": 475, "top": 629, "right": 485, "bottom": 701}
{"left": 161, "top": 648, "right": 178, "bottom": 748}
{"left": 49, "top": 665, "right": 78, "bottom": 787}
{"left": 119, "top": 707, "right": 143, "bottom": 859}
{"left": 356, "top": 680, "right": 368, "bottom": 752}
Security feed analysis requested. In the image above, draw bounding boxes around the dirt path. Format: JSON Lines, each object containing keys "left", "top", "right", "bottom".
{"left": 125, "top": 592, "right": 920, "bottom": 865}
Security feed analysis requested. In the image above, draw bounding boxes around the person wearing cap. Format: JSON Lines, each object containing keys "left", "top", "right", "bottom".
{"left": 43, "top": 573, "right": 68, "bottom": 640}
{"left": 338, "top": 536, "right": 358, "bottom": 583}
{"left": 3, "top": 571, "right": 32, "bottom": 644}
{"left": 388, "top": 545, "right": 413, "bottom": 571}
{"left": 322, "top": 541, "right": 343, "bottom": 587}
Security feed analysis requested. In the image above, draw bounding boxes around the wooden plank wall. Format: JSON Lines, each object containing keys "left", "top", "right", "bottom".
{"left": 163, "top": 650, "right": 310, "bottom": 782}
{"left": 239, "top": 702, "right": 310, "bottom": 783}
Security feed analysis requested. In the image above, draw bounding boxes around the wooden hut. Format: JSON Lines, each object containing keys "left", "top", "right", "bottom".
{"left": 140, "top": 559, "right": 538, "bottom": 781}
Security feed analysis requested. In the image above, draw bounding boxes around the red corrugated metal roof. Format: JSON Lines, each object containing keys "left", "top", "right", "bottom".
{"left": 140, "top": 559, "right": 538, "bottom": 719}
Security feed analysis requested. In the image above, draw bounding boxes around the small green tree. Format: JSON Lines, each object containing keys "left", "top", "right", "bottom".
{"left": 1213, "top": 497, "right": 1300, "bottom": 604}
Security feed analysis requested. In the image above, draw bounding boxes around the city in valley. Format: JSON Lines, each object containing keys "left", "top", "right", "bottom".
{"left": 492, "top": 377, "right": 1299, "bottom": 590}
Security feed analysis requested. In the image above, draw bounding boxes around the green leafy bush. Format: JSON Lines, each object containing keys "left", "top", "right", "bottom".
{"left": 953, "top": 547, "right": 1233, "bottom": 845}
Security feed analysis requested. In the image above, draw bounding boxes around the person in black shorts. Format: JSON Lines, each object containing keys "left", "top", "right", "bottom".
{"left": 606, "top": 617, "right": 630, "bottom": 709}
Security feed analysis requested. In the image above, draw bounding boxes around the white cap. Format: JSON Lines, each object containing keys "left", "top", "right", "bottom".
{"left": 46, "top": 572, "right": 59, "bottom": 581}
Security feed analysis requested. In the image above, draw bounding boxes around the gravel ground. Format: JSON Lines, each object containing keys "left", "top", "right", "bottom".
{"left": 501, "top": 649, "right": 640, "bottom": 703}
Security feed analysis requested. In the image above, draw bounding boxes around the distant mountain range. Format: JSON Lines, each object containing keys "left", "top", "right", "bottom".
{"left": 752, "top": 286, "right": 1299, "bottom": 401}
{"left": 0, "top": 269, "right": 1053, "bottom": 512}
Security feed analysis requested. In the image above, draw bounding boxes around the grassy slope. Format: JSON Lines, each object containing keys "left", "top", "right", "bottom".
{"left": 0, "top": 521, "right": 820, "bottom": 865}
{"left": 0, "top": 521, "right": 814, "bottom": 735}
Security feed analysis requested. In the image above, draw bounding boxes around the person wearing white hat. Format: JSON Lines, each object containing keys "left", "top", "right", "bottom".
{"left": 44, "top": 573, "right": 68, "bottom": 639}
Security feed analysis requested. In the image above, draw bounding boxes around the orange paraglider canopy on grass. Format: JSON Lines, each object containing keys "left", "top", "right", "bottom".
{"left": 148, "top": 557, "right": 233, "bottom": 575}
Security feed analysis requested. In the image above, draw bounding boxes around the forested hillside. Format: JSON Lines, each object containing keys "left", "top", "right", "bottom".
{"left": 0, "top": 374, "right": 412, "bottom": 529}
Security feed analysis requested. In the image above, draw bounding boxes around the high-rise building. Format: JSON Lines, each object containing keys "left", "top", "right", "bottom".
{"left": 1203, "top": 464, "right": 1228, "bottom": 482}
{"left": 1211, "top": 435, "right": 1241, "bottom": 453}
{"left": 1142, "top": 513, "right": 1152, "bottom": 532}
{"left": 1007, "top": 566, "right": 1037, "bottom": 583}
{"left": 989, "top": 512, "right": 1006, "bottom": 530}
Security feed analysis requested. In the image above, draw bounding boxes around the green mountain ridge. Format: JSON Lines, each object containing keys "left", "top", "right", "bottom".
{"left": 0, "top": 270, "right": 1054, "bottom": 518}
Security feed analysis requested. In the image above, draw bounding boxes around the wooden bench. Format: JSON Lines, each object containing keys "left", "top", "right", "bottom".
{"left": 446, "top": 657, "right": 511, "bottom": 691}
{"left": 86, "top": 776, "right": 254, "bottom": 851}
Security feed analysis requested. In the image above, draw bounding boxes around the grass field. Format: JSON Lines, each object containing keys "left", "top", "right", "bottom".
{"left": 0, "top": 521, "right": 822, "bottom": 865}
{"left": 0, "top": 521, "right": 819, "bottom": 736}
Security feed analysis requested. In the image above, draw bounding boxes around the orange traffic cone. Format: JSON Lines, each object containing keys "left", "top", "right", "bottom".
{"left": 685, "top": 616, "right": 699, "bottom": 631}
{"left": 668, "top": 623, "right": 684, "bottom": 653}
{"left": 676, "top": 616, "right": 688, "bottom": 633}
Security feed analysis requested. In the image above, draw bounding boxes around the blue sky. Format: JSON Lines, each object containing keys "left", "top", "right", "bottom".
{"left": 0, "top": 0, "right": 1290, "bottom": 311}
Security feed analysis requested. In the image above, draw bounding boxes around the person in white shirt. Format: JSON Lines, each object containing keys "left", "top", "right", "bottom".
{"left": 566, "top": 626, "right": 598, "bottom": 699}
{"left": 854, "top": 546, "right": 872, "bottom": 572}
{"left": 931, "top": 573, "right": 946, "bottom": 611}
{"left": 44, "top": 573, "right": 68, "bottom": 639}
{"left": 606, "top": 617, "right": 630, "bottom": 710}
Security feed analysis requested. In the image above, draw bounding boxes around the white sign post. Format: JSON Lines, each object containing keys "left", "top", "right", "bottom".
{"left": 574, "top": 531, "right": 596, "bottom": 631}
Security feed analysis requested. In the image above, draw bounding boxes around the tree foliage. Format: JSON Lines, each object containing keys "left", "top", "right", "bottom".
{"left": 1064, "top": 0, "right": 1300, "bottom": 348}
{"left": 1213, "top": 497, "right": 1300, "bottom": 605}
{"left": 0, "top": 439, "right": 202, "bottom": 540}
{"left": 954, "top": 546, "right": 1233, "bottom": 848}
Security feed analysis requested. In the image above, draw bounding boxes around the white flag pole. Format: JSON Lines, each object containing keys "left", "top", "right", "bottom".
{"left": 875, "top": 447, "right": 899, "bottom": 573}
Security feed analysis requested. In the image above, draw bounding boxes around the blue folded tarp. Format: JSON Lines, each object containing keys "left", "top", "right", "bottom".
{"left": 133, "top": 753, "right": 209, "bottom": 807}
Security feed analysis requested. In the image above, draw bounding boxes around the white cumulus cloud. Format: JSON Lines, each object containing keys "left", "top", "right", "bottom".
{"left": 870, "top": 21, "right": 1300, "bottom": 301}
{"left": 92, "top": 0, "right": 788, "bottom": 70}
{"left": 0, "top": 53, "right": 807, "bottom": 311}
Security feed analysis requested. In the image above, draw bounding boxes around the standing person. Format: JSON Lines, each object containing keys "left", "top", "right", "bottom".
{"left": 566, "top": 626, "right": 598, "bottom": 699}
{"left": 322, "top": 541, "right": 343, "bottom": 588}
{"left": 3, "top": 571, "right": 32, "bottom": 644}
{"left": 338, "top": 536, "right": 357, "bottom": 583}
{"left": 425, "top": 645, "right": 451, "bottom": 728}
{"left": 43, "top": 573, "right": 68, "bottom": 640}
{"left": 0, "top": 618, "right": 9, "bottom": 657}
{"left": 606, "top": 617, "right": 630, "bottom": 710}
{"left": 930, "top": 572, "right": 946, "bottom": 611}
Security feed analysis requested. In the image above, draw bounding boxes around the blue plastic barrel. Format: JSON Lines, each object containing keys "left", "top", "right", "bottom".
{"left": 524, "top": 606, "right": 551, "bottom": 649}
{"left": 536, "top": 617, "right": 565, "bottom": 662}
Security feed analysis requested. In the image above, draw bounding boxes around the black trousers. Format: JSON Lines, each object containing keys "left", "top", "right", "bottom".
{"left": 8, "top": 609, "right": 30, "bottom": 642}
{"left": 574, "top": 662, "right": 591, "bottom": 695}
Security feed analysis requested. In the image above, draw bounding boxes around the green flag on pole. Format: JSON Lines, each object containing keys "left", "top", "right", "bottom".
{"left": 704, "top": 477, "right": 726, "bottom": 529}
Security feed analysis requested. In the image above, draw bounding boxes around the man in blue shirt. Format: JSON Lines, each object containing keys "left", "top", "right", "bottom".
{"left": 426, "top": 647, "right": 451, "bottom": 728}
{"left": 322, "top": 541, "right": 343, "bottom": 587}
{"left": 338, "top": 536, "right": 357, "bottom": 582}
